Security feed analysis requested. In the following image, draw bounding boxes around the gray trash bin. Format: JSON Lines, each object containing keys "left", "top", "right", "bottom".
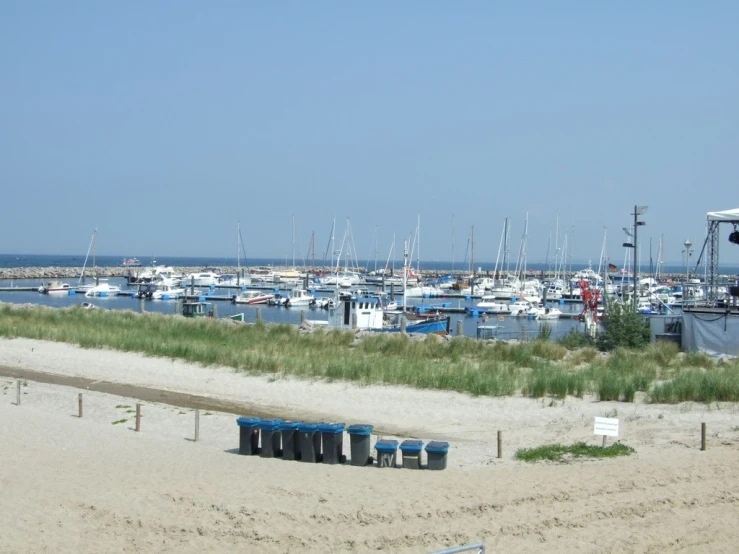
{"left": 375, "top": 439, "right": 399, "bottom": 468}
{"left": 318, "top": 422, "right": 346, "bottom": 464}
{"left": 298, "top": 423, "right": 321, "bottom": 463}
{"left": 425, "top": 441, "right": 450, "bottom": 470}
{"left": 400, "top": 439, "right": 424, "bottom": 469}
{"left": 259, "top": 418, "right": 283, "bottom": 458}
{"left": 347, "top": 424, "right": 374, "bottom": 467}
{"left": 280, "top": 421, "right": 302, "bottom": 461}
{"left": 236, "top": 417, "right": 261, "bottom": 455}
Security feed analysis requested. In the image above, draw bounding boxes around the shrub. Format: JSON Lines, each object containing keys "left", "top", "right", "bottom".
{"left": 537, "top": 323, "right": 552, "bottom": 341}
{"left": 557, "top": 328, "right": 595, "bottom": 350}
{"left": 597, "top": 302, "right": 650, "bottom": 352}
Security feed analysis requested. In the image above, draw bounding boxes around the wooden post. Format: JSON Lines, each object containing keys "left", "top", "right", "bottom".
{"left": 256, "top": 307, "right": 263, "bottom": 322}
{"left": 497, "top": 430, "right": 502, "bottom": 459}
{"left": 456, "top": 319, "right": 464, "bottom": 337}
{"left": 78, "top": 393, "right": 83, "bottom": 418}
{"left": 212, "top": 304, "right": 218, "bottom": 319}
{"left": 139, "top": 297, "right": 145, "bottom": 313}
{"left": 194, "top": 409, "right": 200, "bottom": 442}
{"left": 400, "top": 317, "right": 407, "bottom": 334}
{"left": 602, "top": 435, "right": 607, "bottom": 448}
{"left": 300, "top": 310, "right": 306, "bottom": 323}
{"left": 135, "top": 404, "right": 141, "bottom": 432}
{"left": 701, "top": 422, "right": 706, "bottom": 451}
{"left": 174, "top": 301, "right": 180, "bottom": 315}
{"left": 16, "top": 380, "right": 21, "bottom": 406}
{"left": 352, "top": 312, "right": 358, "bottom": 329}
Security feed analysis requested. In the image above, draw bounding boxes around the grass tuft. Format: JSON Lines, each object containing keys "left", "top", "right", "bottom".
{"left": 514, "top": 442, "right": 635, "bottom": 463}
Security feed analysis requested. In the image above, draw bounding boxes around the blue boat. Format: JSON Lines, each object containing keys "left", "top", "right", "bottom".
{"left": 323, "top": 295, "right": 450, "bottom": 334}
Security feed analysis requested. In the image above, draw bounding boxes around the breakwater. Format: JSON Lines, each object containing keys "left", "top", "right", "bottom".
{"left": 0, "top": 265, "right": 696, "bottom": 283}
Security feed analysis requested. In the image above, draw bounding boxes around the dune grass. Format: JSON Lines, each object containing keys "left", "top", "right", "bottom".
{"left": 514, "top": 442, "right": 635, "bottom": 463}
{"left": 0, "top": 304, "right": 736, "bottom": 404}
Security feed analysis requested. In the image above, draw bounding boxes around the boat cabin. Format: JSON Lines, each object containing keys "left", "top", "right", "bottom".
{"left": 328, "top": 296, "right": 385, "bottom": 330}
{"left": 182, "top": 301, "right": 210, "bottom": 318}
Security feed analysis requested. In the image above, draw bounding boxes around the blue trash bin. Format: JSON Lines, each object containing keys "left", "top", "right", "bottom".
{"left": 400, "top": 439, "right": 424, "bottom": 469}
{"left": 425, "top": 441, "right": 450, "bottom": 470}
{"left": 375, "top": 439, "right": 399, "bottom": 468}
{"left": 347, "top": 424, "right": 374, "bottom": 467}
{"left": 236, "top": 416, "right": 261, "bottom": 456}
{"left": 280, "top": 421, "right": 302, "bottom": 461}
{"left": 318, "top": 422, "right": 346, "bottom": 465}
{"left": 259, "top": 418, "right": 283, "bottom": 458}
{"left": 298, "top": 423, "right": 321, "bottom": 463}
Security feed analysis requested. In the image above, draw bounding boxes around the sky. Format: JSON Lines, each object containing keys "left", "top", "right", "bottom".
{"left": 1, "top": 1, "right": 738, "bottom": 266}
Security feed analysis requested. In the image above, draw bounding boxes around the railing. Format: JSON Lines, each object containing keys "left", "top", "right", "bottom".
{"left": 429, "top": 544, "right": 485, "bottom": 554}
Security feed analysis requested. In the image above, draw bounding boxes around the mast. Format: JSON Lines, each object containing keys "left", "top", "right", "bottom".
{"left": 402, "top": 239, "right": 408, "bottom": 314}
{"left": 374, "top": 225, "right": 378, "bottom": 272}
{"left": 237, "top": 221, "right": 240, "bottom": 273}
{"left": 452, "top": 214, "right": 455, "bottom": 273}
{"left": 470, "top": 225, "right": 475, "bottom": 294}
{"left": 92, "top": 228, "right": 97, "bottom": 280}
{"left": 417, "top": 213, "right": 421, "bottom": 274}
{"left": 292, "top": 215, "right": 295, "bottom": 267}
{"left": 503, "top": 218, "right": 510, "bottom": 273}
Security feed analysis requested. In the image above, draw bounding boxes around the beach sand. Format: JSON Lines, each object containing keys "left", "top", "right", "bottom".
{"left": 1, "top": 337, "right": 738, "bottom": 553}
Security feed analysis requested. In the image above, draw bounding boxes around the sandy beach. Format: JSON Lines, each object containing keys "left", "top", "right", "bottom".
{"left": 1, "top": 337, "right": 739, "bottom": 553}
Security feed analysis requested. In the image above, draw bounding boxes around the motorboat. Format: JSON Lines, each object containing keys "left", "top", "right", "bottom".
{"left": 316, "top": 295, "right": 449, "bottom": 334}
{"left": 120, "top": 258, "right": 142, "bottom": 267}
{"left": 284, "top": 288, "right": 315, "bottom": 307}
{"left": 475, "top": 295, "right": 509, "bottom": 313}
{"left": 404, "top": 285, "right": 444, "bottom": 298}
{"left": 527, "top": 305, "right": 562, "bottom": 320}
{"left": 232, "top": 290, "right": 273, "bottom": 305}
{"left": 151, "top": 283, "right": 186, "bottom": 300}
{"left": 84, "top": 281, "right": 122, "bottom": 297}
{"left": 183, "top": 271, "right": 220, "bottom": 287}
{"left": 509, "top": 300, "right": 535, "bottom": 317}
{"left": 38, "top": 280, "right": 73, "bottom": 294}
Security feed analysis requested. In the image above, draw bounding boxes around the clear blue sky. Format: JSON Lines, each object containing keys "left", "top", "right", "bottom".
{"left": 2, "top": 1, "right": 738, "bottom": 266}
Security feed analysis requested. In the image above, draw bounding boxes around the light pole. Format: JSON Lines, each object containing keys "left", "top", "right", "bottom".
{"left": 622, "top": 205, "right": 648, "bottom": 312}
{"left": 682, "top": 239, "right": 693, "bottom": 281}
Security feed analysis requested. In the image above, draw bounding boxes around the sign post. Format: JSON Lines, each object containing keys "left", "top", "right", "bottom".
{"left": 594, "top": 417, "right": 619, "bottom": 447}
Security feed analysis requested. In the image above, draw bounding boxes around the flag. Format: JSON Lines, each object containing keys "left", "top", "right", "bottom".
{"left": 608, "top": 263, "right": 617, "bottom": 271}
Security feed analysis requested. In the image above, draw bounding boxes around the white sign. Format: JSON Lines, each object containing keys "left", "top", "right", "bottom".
{"left": 594, "top": 417, "right": 619, "bottom": 437}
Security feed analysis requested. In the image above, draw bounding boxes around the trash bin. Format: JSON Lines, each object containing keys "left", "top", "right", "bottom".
{"left": 236, "top": 416, "right": 261, "bottom": 455}
{"left": 346, "top": 424, "right": 374, "bottom": 467}
{"left": 280, "top": 421, "right": 302, "bottom": 461}
{"left": 425, "top": 441, "right": 450, "bottom": 470}
{"left": 375, "top": 439, "right": 399, "bottom": 468}
{"left": 318, "top": 422, "right": 346, "bottom": 465}
{"left": 259, "top": 418, "right": 283, "bottom": 458}
{"left": 400, "top": 439, "right": 424, "bottom": 469}
{"left": 298, "top": 422, "right": 321, "bottom": 463}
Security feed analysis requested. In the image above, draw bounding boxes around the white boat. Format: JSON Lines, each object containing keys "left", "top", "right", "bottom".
{"left": 151, "top": 283, "right": 186, "bottom": 300}
{"left": 475, "top": 295, "right": 509, "bottom": 313}
{"left": 271, "top": 289, "right": 315, "bottom": 307}
{"left": 183, "top": 272, "right": 220, "bottom": 287}
{"left": 509, "top": 300, "right": 535, "bottom": 317}
{"left": 404, "top": 285, "right": 444, "bottom": 298}
{"left": 527, "top": 305, "right": 562, "bottom": 320}
{"left": 232, "top": 290, "right": 273, "bottom": 305}
{"left": 38, "top": 280, "right": 73, "bottom": 294}
{"left": 84, "top": 281, "right": 122, "bottom": 297}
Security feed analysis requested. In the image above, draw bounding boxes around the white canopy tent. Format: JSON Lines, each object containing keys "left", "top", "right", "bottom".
{"left": 707, "top": 208, "right": 739, "bottom": 222}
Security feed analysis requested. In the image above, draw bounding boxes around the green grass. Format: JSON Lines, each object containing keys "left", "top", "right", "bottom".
{"left": 111, "top": 419, "right": 128, "bottom": 425}
{"left": 514, "top": 442, "right": 636, "bottom": 463}
{"left": 0, "top": 304, "right": 735, "bottom": 404}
